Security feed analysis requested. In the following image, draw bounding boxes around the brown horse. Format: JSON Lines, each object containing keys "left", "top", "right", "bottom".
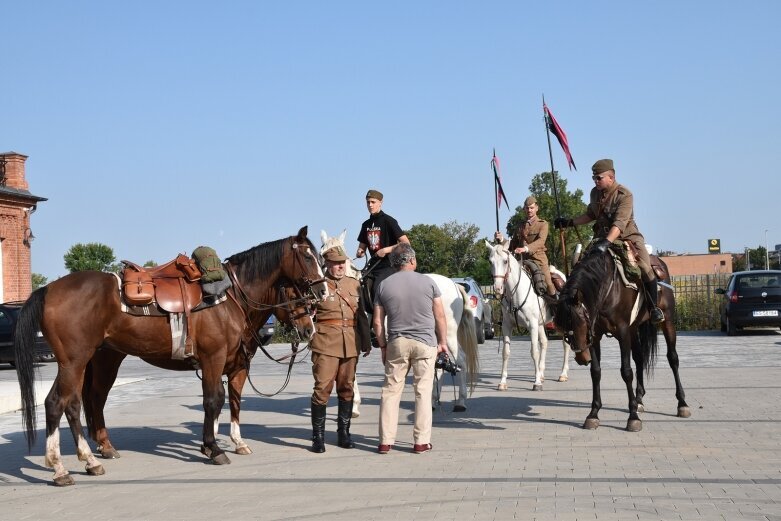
{"left": 14, "top": 227, "right": 326, "bottom": 486}
{"left": 553, "top": 247, "right": 690, "bottom": 432}
{"left": 82, "top": 280, "right": 316, "bottom": 461}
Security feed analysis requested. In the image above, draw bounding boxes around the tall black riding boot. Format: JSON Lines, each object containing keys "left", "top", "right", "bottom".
{"left": 337, "top": 399, "right": 355, "bottom": 449}
{"left": 644, "top": 280, "right": 665, "bottom": 325}
{"left": 311, "top": 401, "right": 327, "bottom": 453}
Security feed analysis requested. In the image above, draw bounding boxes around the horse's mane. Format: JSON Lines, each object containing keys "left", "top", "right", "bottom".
{"left": 558, "top": 251, "right": 614, "bottom": 328}
{"left": 226, "top": 236, "right": 315, "bottom": 280}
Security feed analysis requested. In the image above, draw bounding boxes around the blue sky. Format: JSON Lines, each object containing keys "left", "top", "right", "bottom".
{"left": 4, "top": 1, "right": 780, "bottom": 281}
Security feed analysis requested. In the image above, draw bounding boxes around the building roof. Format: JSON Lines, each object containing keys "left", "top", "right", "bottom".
{"left": 0, "top": 184, "right": 47, "bottom": 202}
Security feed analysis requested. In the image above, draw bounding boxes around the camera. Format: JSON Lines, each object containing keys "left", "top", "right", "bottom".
{"left": 435, "top": 352, "right": 460, "bottom": 375}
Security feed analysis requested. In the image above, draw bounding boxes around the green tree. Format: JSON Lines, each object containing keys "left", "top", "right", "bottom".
{"left": 504, "top": 171, "right": 589, "bottom": 271}
{"left": 64, "top": 242, "right": 118, "bottom": 273}
{"left": 407, "top": 220, "right": 482, "bottom": 278}
{"left": 31, "top": 273, "right": 48, "bottom": 290}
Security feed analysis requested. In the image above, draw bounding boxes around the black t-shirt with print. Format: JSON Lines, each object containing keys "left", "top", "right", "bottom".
{"left": 357, "top": 210, "right": 404, "bottom": 270}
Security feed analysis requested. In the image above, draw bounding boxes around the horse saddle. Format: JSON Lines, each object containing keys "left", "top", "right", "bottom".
{"left": 650, "top": 254, "right": 669, "bottom": 281}
{"left": 121, "top": 255, "right": 203, "bottom": 312}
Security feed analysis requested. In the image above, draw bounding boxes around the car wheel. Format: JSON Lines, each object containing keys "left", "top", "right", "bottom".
{"left": 475, "top": 318, "right": 485, "bottom": 344}
{"left": 726, "top": 317, "right": 738, "bottom": 336}
{"left": 485, "top": 322, "right": 494, "bottom": 340}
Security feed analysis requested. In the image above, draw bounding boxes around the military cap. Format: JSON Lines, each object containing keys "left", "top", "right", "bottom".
{"left": 366, "top": 189, "right": 383, "bottom": 200}
{"left": 323, "top": 246, "right": 348, "bottom": 262}
{"left": 524, "top": 196, "right": 537, "bottom": 207}
{"left": 592, "top": 159, "right": 614, "bottom": 175}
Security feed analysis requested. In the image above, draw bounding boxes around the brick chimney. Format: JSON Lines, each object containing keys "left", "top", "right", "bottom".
{"left": 0, "top": 152, "right": 30, "bottom": 190}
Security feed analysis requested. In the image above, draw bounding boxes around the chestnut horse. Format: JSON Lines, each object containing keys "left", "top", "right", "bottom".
{"left": 553, "top": 247, "right": 690, "bottom": 432}
{"left": 81, "top": 280, "right": 317, "bottom": 461}
{"left": 14, "top": 227, "right": 327, "bottom": 486}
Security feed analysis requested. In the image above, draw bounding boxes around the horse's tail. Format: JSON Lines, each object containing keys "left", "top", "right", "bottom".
{"left": 639, "top": 320, "right": 658, "bottom": 378}
{"left": 14, "top": 287, "right": 47, "bottom": 451}
{"left": 456, "top": 285, "right": 480, "bottom": 395}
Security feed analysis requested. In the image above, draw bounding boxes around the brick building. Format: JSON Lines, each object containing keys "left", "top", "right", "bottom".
{"left": 0, "top": 152, "right": 47, "bottom": 302}
{"left": 659, "top": 253, "right": 733, "bottom": 277}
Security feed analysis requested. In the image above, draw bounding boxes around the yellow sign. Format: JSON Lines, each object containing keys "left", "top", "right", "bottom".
{"left": 708, "top": 239, "right": 721, "bottom": 253}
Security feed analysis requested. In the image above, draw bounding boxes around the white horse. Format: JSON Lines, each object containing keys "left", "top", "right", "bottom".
{"left": 484, "top": 239, "right": 570, "bottom": 391}
{"left": 321, "top": 230, "right": 480, "bottom": 413}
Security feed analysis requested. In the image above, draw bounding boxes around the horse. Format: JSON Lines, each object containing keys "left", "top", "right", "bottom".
{"left": 553, "top": 246, "right": 691, "bottom": 432}
{"left": 14, "top": 227, "right": 327, "bottom": 486}
{"left": 320, "top": 230, "right": 480, "bottom": 412}
{"left": 81, "top": 280, "right": 316, "bottom": 461}
{"left": 484, "top": 239, "right": 570, "bottom": 391}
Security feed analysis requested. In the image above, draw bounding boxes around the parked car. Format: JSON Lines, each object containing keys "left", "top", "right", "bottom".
{"left": 715, "top": 270, "right": 781, "bottom": 335}
{"left": 451, "top": 277, "right": 494, "bottom": 344}
{"left": 0, "top": 301, "right": 56, "bottom": 366}
{"left": 258, "top": 315, "right": 276, "bottom": 346}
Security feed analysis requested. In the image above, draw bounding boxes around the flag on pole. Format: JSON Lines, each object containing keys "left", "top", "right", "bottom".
{"left": 492, "top": 150, "right": 510, "bottom": 210}
{"left": 544, "top": 103, "right": 576, "bottom": 170}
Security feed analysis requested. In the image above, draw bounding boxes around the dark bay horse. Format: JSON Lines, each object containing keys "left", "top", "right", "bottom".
{"left": 553, "top": 248, "right": 690, "bottom": 432}
{"left": 14, "top": 227, "right": 326, "bottom": 486}
{"left": 82, "top": 280, "right": 316, "bottom": 461}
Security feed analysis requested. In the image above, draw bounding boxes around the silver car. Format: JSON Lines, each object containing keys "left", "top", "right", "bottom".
{"left": 451, "top": 277, "right": 494, "bottom": 344}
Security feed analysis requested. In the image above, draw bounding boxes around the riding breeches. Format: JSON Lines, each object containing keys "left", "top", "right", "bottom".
{"left": 311, "top": 352, "right": 357, "bottom": 405}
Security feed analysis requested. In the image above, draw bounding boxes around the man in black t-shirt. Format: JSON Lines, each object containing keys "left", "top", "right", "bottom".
{"left": 356, "top": 189, "right": 409, "bottom": 302}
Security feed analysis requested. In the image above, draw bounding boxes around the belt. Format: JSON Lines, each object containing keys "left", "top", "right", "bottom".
{"left": 317, "top": 318, "right": 355, "bottom": 327}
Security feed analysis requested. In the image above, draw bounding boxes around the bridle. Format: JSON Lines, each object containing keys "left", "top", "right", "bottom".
{"left": 562, "top": 254, "right": 619, "bottom": 354}
{"left": 492, "top": 249, "right": 535, "bottom": 323}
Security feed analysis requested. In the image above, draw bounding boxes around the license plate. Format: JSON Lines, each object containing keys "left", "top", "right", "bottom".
{"left": 753, "top": 310, "right": 779, "bottom": 317}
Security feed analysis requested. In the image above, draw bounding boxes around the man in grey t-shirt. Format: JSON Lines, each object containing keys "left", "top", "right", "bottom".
{"left": 373, "top": 243, "right": 448, "bottom": 455}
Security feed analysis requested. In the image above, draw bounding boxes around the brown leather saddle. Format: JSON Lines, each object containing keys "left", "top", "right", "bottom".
{"left": 121, "top": 254, "right": 203, "bottom": 356}
{"left": 649, "top": 254, "right": 669, "bottom": 281}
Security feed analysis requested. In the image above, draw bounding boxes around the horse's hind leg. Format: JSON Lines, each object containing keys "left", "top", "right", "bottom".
{"left": 619, "top": 333, "right": 642, "bottom": 432}
{"left": 631, "top": 333, "right": 646, "bottom": 412}
{"left": 529, "top": 324, "right": 544, "bottom": 391}
{"left": 558, "top": 337, "right": 571, "bottom": 382}
{"left": 227, "top": 370, "right": 252, "bottom": 455}
{"left": 83, "top": 348, "right": 126, "bottom": 459}
{"left": 45, "top": 369, "right": 104, "bottom": 486}
{"left": 352, "top": 375, "right": 361, "bottom": 418}
{"left": 662, "top": 321, "right": 690, "bottom": 418}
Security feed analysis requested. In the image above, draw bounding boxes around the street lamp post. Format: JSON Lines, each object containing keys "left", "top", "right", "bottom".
{"left": 766, "top": 229, "right": 770, "bottom": 270}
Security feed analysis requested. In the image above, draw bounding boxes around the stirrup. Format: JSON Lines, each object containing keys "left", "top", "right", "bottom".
{"left": 651, "top": 307, "right": 665, "bottom": 324}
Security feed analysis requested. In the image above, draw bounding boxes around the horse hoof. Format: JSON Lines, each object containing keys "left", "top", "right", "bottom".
{"left": 453, "top": 405, "right": 466, "bottom": 413}
{"left": 532, "top": 384, "right": 543, "bottom": 391}
{"left": 235, "top": 446, "right": 252, "bottom": 456}
{"left": 497, "top": 383, "right": 508, "bottom": 391}
{"left": 626, "top": 419, "right": 642, "bottom": 432}
{"left": 86, "top": 464, "right": 105, "bottom": 476}
{"left": 351, "top": 411, "right": 360, "bottom": 418}
{"left": 583, "top": 418, "right": 599, "bottom": 430}
{"left": 99, "top": 447, "right": 121, "bottom": 459}
{"left": 678, "top": 406, "right": 691, "bottom": 418}
{"left": 54, "top": 474, "right": 75, "bottom": 487}
{"left": 558, "top": 375, "right": 568, "bottom": 382}
{"left": 212, "top": 453, "right": 232, "bottom": 465}
{"left": 637, "top": 403, "right": 645, "bottom": 413}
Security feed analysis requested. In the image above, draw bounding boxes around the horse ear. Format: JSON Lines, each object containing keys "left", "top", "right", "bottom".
{"left": 338, "top": 229, "right": 347, "bottom": 243}
{"left": 501, "top": 238, "right": 510, "bottom": 249}
{"left": 320, "top": 230, "right": 328, "bottom": 246}
{"left": 484, "top": 239, "right": 493, "bottom": 249}
{"left": 297, "top": 226, "right": 308, "bottom": 240}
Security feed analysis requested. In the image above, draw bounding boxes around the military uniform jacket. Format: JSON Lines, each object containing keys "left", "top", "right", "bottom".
{"left": 586, "top": 183, "right": 645, "bottom": 246}
{"left": 310, "top": 275, "right": 370, "bottom": 358}
{"left": 510, "top": 218, "right": 549, "bottom": 256}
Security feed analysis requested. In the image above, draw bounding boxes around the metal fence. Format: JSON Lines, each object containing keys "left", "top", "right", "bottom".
{"left": 482, "top": 273, "right": 731, "bottom": 332}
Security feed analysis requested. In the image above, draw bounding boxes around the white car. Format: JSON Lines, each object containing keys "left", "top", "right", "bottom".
{"left": 451, "top": 277, "right": 494, "bottom": 344}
